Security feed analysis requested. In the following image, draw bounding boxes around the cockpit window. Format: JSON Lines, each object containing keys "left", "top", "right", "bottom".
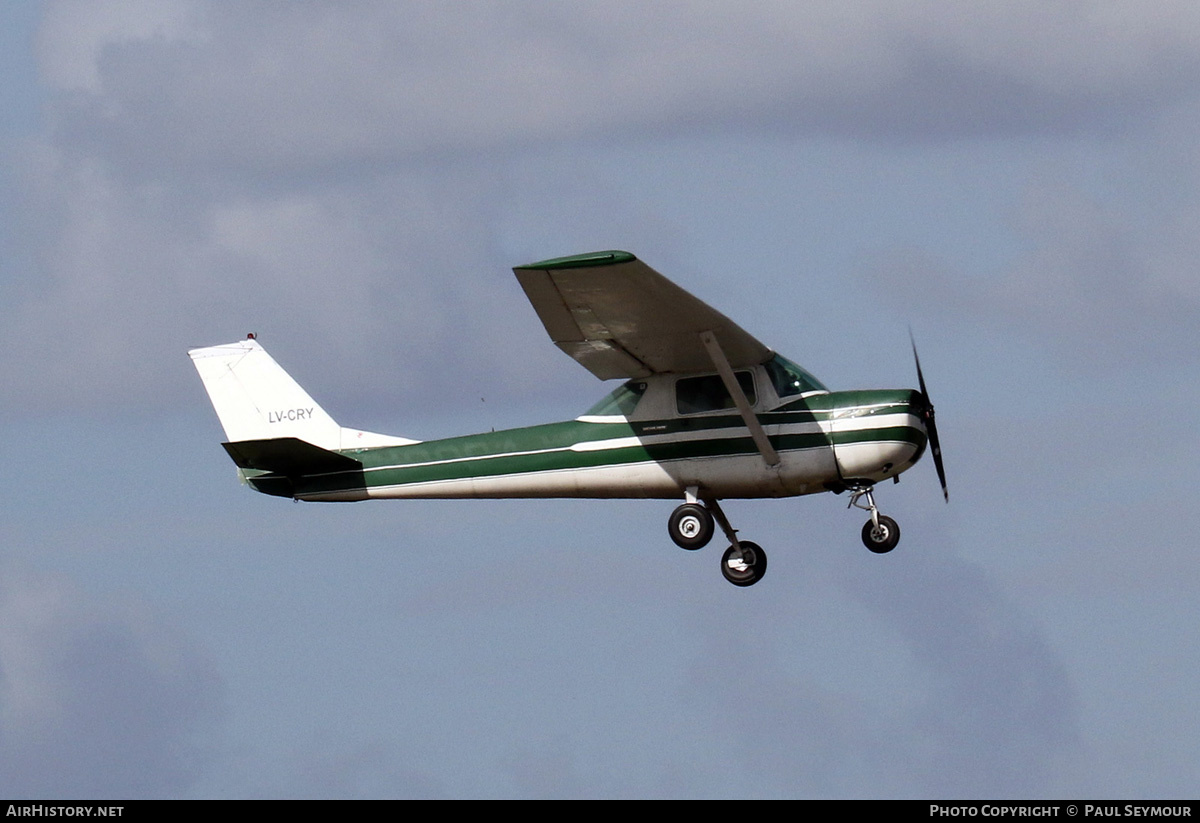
{"left": 676, "top": 371, "right": 756, "bottom": 415}
{"left": 764, "top": 354, "right": 827, "bottom": 397}
{"left": 584, "top": 381, "right": 646, "bottom": 417}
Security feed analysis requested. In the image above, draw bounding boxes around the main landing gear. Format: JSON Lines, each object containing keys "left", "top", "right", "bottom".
{"left": 668, "top": 492, "right": 766, "bottom": 587}
{"left": 668, "top": 484, "right": 902, "bottom": 585}
{"left": 849, "top": 485, "right": 900, "bottom": 554}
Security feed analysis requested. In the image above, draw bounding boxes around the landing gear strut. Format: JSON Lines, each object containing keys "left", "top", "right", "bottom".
{"left": 849, "top": 486, "right": 900, "bottom": 553}
{"left": 668, "top": 492, "right": 767, "bottom": 586}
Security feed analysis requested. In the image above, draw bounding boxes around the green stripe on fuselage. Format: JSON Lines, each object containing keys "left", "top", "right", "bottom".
{"left": 271, "top": 390, "right": 924, "bottom": 497}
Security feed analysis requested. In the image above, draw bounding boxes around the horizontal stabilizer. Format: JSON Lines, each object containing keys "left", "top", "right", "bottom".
{"left": 222, "top": 437, "right": 362, "bottom": 475}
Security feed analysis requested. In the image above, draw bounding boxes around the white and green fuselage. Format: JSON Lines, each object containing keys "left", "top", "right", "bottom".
{"left": 193, "top": 339, "right": 927, "bottom": 505}
{"left": 282, "top": 390, "right": 924, "bottom": 503}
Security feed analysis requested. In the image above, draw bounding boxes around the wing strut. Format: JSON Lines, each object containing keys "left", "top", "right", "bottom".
{"left": 699, "top": 330, "right": 780, "bottom": 467}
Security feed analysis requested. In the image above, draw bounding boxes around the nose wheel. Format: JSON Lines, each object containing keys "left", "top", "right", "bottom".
{"left": 861, "top": 514, "right": 900, "bottom": 553}
{"left": 849, "top": 486, "right": 901, "bottom": 554}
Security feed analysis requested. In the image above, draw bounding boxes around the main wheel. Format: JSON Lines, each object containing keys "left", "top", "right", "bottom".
{"left": 861, "top": 515, "right": 900, "bottom": 554}
{"left": 721, "top": 541, "right": 767, "bottom": 587}
{"left": 668, "top": 503, "right": 714, "bottom": 550}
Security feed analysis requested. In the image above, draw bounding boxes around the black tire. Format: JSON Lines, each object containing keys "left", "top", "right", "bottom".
{"left": 668, "top": 503, "right": 714, "bottom": 550}
{"left": 721, "top": 541, "right": 767, "bottom": 587}
{"left": 861, "top": 515, "right": 900, "bottom": 554}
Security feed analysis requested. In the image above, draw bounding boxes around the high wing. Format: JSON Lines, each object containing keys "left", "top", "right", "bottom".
{"left": 514, "top": 251, "right": 773, "bottom": 380}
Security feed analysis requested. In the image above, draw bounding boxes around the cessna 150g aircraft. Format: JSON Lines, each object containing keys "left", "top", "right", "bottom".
{"left": 190, "top": 250, "right": 947, "bottom": 587}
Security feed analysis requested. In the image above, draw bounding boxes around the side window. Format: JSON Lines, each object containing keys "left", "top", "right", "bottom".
{"left": 676, "top": 371, "right": 756, "bottom": 415}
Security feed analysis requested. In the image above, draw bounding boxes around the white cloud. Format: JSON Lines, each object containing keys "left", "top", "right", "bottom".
{"left": 37, "top": 2, "right": 1200, "bottom": 177}
{"left": 864, "top": 175, "right": 1200, "bottom": 364}
{"left": 0, "top": 563, "right": 222, "bottom": 797}
{"left": 37, "top": 0, "right": 199, "bottom": 91}
{"left": 9, "top": 1, "right": 1200, "bottom": 411}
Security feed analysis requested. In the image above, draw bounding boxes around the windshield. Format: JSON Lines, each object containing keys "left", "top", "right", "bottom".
{"left": 583, "top": 380, "right": 646, "bottom": 417}
{"left": 764, "top": 354, "right": 827, "bottom": 396}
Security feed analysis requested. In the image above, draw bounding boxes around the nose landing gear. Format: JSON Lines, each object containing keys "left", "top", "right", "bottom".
{"left": 849, "top": 486, "right": 900, "bottom": 554}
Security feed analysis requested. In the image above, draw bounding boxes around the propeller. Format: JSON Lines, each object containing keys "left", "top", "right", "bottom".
{"left": 910, "top": 332, "right": 948, "bottom": 502}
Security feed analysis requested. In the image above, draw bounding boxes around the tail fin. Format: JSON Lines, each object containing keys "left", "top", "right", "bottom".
{"left": 188, "top": 337, "right": 416, "bottom": 451}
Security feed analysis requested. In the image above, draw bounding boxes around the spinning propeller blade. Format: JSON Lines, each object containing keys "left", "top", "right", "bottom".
{"left": 910, "top": 332, "right": 948, "bottom": 503}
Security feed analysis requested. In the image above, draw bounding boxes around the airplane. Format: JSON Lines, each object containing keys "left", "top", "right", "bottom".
{"left": 189, "top": 250, "right": 947, "bottom": 587}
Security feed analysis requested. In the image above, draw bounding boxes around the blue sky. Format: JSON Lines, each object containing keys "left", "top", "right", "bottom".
{"left": 1, "top": 1, "right": 1198, "bottom": 798}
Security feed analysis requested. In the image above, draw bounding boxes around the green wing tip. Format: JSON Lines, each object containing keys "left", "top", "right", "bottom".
{"left": 515, "top": 250, "right": 637, "bottom": 271}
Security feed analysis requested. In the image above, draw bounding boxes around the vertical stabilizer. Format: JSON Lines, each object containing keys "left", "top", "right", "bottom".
{"left": 189, "top": 338, "right": 419, "bottom": 453}
{"left": 188, "top": 338, "right": 345, "bottom": 449}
